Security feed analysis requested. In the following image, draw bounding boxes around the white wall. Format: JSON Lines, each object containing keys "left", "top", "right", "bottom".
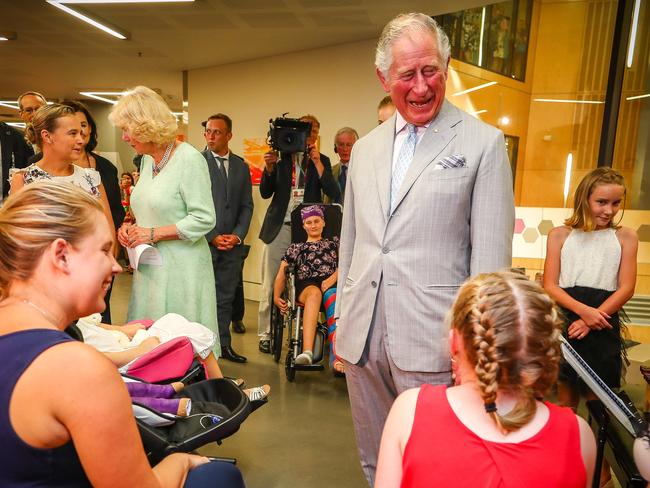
{"left": 188, "top": 38, "right": 386, "bottom": 299}
{"left": 88, "top": 101, "right": 138, "bottom": 175}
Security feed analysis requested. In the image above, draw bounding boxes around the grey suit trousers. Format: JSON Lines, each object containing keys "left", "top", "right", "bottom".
{"left": 344, "top": 280, "right": 451, "bottom": 487}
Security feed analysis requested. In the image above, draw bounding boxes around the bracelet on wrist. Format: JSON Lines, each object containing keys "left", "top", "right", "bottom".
{"left": 150, "top": 227, "right": 155, "bottom": 245}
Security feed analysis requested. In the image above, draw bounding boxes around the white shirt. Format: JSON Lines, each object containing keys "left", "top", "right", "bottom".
{"left": 211, "top": 151, "right": 229, "bottom": 177}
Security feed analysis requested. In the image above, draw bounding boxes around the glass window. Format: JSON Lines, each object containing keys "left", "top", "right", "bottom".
{"left": 435, "top": 0, "right": 532, "bottom": 81}
{"left": 613, "top": 0, "right": 649, "bottom": 209}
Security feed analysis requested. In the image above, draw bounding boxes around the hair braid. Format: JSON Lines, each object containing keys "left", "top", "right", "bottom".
{"left": 452, "top": 271, "right": 563, "bottom": 433}
{"left": 471, "top": 292, "right": 499, "bottom": 409}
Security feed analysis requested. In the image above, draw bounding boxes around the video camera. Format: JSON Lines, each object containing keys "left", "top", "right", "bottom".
{"left": 268, "top": 114, "right": 312, "bottom": 153}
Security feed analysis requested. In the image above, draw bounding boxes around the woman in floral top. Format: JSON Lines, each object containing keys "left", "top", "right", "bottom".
{"left": 9, "top": 103, "right": 115, "bottom": 232}
{"left": 274, "top": 205, "right": 343, "bottom": 371}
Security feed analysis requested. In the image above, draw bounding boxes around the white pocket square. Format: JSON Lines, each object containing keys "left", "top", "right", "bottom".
{"left": 435, "top": 154, "right": 466, "bottom": 169}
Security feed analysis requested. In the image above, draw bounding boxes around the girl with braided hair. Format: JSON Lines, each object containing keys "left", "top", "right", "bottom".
{"left": 375, "top": 271, "right": 596, "bottom": 488}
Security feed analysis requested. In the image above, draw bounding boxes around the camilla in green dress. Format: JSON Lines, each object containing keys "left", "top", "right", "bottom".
{"left": 128, "top": 142, "right": 219, "bottom": 355}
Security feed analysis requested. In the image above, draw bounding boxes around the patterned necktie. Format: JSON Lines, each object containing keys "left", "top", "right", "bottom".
{"left": 391, "top": 123, "right": 417, "bottom": 212}
{"left": 216, "top": 156, "right": 228, "bottom": 181}
{"left": 340, "top": 164, "right": 348, "bottom": 199}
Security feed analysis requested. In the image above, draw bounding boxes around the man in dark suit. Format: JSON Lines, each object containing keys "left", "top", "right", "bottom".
{"left": 324, "top": 126, "right": 358, "bottom": 205}
{"left": 18, "top": 91, "right": 47, "bottom": 160}
{"left": 0, "top": 122, "right": 32, "bottom": 202}
{"left": 202, "top": 114, "right": 254, "bottom": 363}
{"left": 257, "top": 114, "right": 340, "bottom": 353}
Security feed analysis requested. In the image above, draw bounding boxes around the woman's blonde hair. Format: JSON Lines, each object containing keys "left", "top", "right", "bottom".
{"left": 108, "top": 86, "right": 177, "bottom": 146}
{"left": 565, "top": 167, "right": 626, "bottom": 231}
{"left": 451, "top": 271, "right": 562, "bottom": 433}
{"left": 24, "top": 103, "right": 76, "bottom": 147}
{"left": 0, "top": 181, "right": 103, "bottom": 300}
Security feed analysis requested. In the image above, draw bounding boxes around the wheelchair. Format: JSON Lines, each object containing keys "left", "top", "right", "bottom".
{"left": 269, "top": 203, "right": 342, "bottom": 382}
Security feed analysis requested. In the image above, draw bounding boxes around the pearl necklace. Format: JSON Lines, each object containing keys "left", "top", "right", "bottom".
{"left": 152, "top": 142, "right": 174, "bottom": 177}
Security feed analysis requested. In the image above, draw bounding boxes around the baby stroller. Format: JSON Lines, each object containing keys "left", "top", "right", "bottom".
{"left": 65, "top": 322, "right": 266, "bottom": 463}
{"left": 270, "top": 203, "right": 342, "bottom": 381}
{"left": 130, "top": 377, "right": 265, "bottom": 465}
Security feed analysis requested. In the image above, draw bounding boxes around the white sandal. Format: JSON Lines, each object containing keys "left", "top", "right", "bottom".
{"left": 245, "top": 384, "right": 271, "bottom": 402}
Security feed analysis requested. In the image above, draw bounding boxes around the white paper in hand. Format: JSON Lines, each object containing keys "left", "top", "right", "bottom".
{"left": 127, "top": 244, "right": 163, "bottom": 270}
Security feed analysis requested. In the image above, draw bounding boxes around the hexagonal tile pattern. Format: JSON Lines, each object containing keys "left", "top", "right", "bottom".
{"left": 514, "top": 218, "right": 525, "bottom": 234}
{"left": 638, "top": 224, "right": 650, "bottom": 242}
{"left": 522, "top": 227, "right": 539, "bottom": 243}
{"left": 538, "top": 219, "right": 554, "bottom": 236}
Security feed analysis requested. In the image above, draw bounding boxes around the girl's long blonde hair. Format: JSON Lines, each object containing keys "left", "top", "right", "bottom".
{"left": 565, "top": 167, "right": 626, "bottom": 231}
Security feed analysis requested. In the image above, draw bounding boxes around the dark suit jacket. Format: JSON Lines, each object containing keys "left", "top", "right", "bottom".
{"left": 94, "top": 153, "right": 125, "bottom": 230}
{"left": 0, "top": 123, "right": 32, "bottom": 198}
{"left": 202, "top": 150, "right": 254, "bottom": 244}
{"left": 258, "top": 152, "right": 339, "bottom": 244}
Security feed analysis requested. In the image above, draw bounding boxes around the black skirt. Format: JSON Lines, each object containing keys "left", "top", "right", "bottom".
{"left": 559, "top": 286, "right": 623, "bottom": 388}
{"left": 295, "top": 278, "right": 335, "bottom": 299}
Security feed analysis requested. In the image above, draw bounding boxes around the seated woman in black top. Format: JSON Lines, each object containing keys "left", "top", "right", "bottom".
{"left": 273, "top": 205, "right": 339, "bottom": 367}
{"left": 0, "top": 181, "right": 243, "bottom": 488}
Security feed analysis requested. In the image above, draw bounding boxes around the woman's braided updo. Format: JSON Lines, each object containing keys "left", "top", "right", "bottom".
{"left": 451, "top": 271, "right": 562, "bottom": 432}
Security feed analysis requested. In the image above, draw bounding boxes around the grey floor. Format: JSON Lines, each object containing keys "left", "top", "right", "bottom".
{"left": 110, "top": 272, "right": 367, "bottom": 488}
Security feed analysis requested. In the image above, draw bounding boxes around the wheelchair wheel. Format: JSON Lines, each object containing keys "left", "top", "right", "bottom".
{"left": 285, "top": 350, "right": 296, "bottom": 382}
{"left": 270, "top": 305, "right": 283, "bottom": 363}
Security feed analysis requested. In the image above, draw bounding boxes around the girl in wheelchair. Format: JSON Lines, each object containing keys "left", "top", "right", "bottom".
{"left": 273, "top": 205, "right": 343, "bottom": 371}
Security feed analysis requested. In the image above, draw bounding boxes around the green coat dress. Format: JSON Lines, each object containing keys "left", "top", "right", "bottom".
{"left": 128, "top": 142, "right": 219, "bottom": 355}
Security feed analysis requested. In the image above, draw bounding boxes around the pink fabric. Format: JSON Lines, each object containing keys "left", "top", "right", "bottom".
{"left": 126, "top": 318, "right": 155, "bottom": 329}
{"left": 126, "top": 336, "right": 193, "bottom": 382}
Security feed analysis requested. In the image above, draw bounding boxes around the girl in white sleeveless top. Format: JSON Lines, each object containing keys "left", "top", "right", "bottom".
{"left": 543, "top": 168, "right": 638, "bottom": 486}
{"left": 544, "top": 168, "right": 637, "bottom": 395}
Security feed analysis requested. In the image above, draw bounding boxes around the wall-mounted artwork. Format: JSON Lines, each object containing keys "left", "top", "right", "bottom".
{"left": 242, "top": 137, "right": 270, "bottom": 185}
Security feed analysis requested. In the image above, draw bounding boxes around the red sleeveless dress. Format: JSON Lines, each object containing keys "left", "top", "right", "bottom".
{"left": 401, "top": 385, "right": 587, "bottom": 488}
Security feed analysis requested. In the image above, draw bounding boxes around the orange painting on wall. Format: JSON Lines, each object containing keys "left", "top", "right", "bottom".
{"left": 242, "top": 137, "right": 270, "bottom": 185}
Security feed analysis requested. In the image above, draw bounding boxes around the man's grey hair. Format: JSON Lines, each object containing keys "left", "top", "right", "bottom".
{"left": 335, "top": 126, "right": 359, "bottom": 141}
{"left": 17, "top": 91, "right": 47, "bottom": 109}
{"left": 375, "top": 13, "right": 451, "bottom": 78}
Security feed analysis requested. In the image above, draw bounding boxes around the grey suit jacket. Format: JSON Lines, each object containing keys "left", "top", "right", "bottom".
{"left": 202, "top": 150, "right": 253, "bottom": 244}
{"left": 335, "top": 100, "right": 514, "bottom": 372}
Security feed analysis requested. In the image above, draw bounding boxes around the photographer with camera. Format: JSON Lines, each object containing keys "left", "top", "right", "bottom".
{"left": 257, "top": 114, "right": 339, "bottom": 353}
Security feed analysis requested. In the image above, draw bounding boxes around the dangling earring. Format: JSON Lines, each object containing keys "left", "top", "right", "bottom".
{"left": 451, "top": 355, "right": 461, "bottom": 386}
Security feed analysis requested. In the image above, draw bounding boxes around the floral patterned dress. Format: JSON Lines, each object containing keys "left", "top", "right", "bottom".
{"left": 11, "top": 163, "right": 101, "bottom": 198}
{"left": 281, "top": 236, "right": 339, "bottom": 296}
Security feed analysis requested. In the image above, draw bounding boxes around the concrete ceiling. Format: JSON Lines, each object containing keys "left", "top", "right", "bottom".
{"left": 0, "top": 0, "right": 489, "bottom": 119}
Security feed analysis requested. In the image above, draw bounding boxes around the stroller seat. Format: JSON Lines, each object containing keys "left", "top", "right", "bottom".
{"left": 133, "top": 378, "right": 263, "bottom": 464}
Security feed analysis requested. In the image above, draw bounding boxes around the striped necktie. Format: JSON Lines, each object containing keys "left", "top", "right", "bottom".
{"left": 391, "top": 123, "right": 417, "bottom": 212}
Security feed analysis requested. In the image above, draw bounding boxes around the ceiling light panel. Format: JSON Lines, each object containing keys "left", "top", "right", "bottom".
{"left": 58, "top": 0, "right": 195, "bottom": 3}
{"left": 533, "top": 98, "right": 604, "bottom": 104}
{"left": 452, "top": 81, "right": 497, "bottom": 97}
{"left": 46, "top": 1, "right": 130, "bottom": 39}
